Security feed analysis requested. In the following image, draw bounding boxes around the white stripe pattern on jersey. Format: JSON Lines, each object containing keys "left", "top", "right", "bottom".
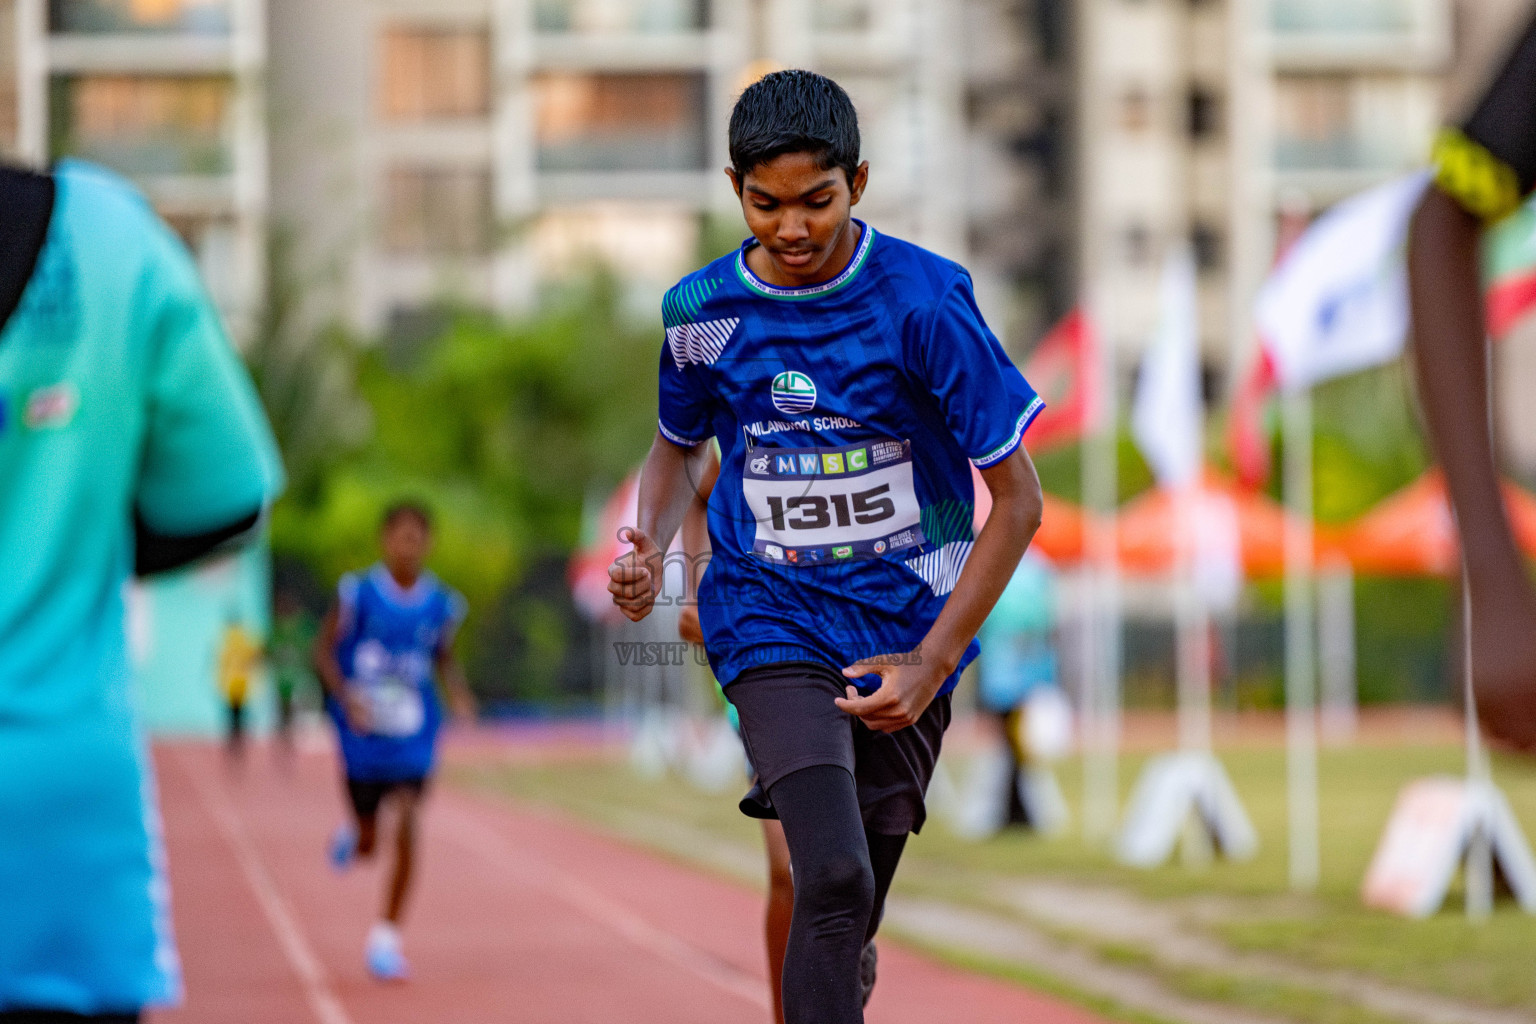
{"left": 903, "top": 541, "right": 974, "bottom": 597}
{"left": 667, "top": 318, "right": 739, "bottom": 369}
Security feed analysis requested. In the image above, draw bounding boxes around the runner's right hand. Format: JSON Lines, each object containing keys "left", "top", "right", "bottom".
{"left": 609, "top": 527, "right": 663, "bottom": 622}
{"left": 342, "top": 686, "right": 373, "bottom": 734}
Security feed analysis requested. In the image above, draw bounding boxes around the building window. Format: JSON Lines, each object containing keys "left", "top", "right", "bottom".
{"left": 813, "top": 0, "right": 873, "bottom": 31}
{"left": 49, "top": 74, "right": 232, "bottom": 176}
{"left": 1273, "top": 74, "right": 1426, "bottom": 171}
{"left": 1117, "top": 87, "right": 1153, "bottom": 133}
{"left": 1188, "top": 86, "right": 1220, "bottom": 140}
{"left": 382, "top": 167, "right": 494, "bottom": 256}
{"left": 533, "top": 0, "right": 707, "bottom": 32}
{"left": 1121, "top": 223, "right": 1153, "bottom": 267}
{"left": 50, "top": 0, "right": 230, "bottom": 34}
{"left": 534, "top": 72, "right": 707, "bottom": 172}
{"left": 1191, "top": 222, "right": 1222, "bottom": 272}
{"left": 379, "top": 26, "right": 491, "bottom": 122}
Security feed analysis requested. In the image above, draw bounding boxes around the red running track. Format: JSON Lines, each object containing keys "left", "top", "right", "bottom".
{"left": 148, "top": 738, "right": 1109, "bottom": 1024}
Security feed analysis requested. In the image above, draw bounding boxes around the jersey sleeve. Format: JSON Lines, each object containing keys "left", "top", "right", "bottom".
{"left": 657, "top": 335, "right": 714, "bottom": 448}
{"left": 441, "top": 589, "right": 469, "bottom": 649}
{"left": 133, "top": 215, "right": 285, "bottom": 533}
{"left": 913, "top": 274, "right": 1045, "bottom": 468}
{"left": 1433, "top": 10, "right": 1536, "bottom": 220}
{"left": 335, "top": 573, "right": 362, "bottom": 637}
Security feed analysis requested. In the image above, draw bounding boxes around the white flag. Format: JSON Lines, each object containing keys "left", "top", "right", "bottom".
{"left": 1133, "top": 247, "right": 1202, "bottom": 489}
{"left": 1256, "top": 171, "right": 1431, "bottom": 393}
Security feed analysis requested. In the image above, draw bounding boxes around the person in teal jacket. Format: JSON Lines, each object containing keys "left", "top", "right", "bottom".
{"left": 0, "top": 160, "right": 283, "bottom": 1022}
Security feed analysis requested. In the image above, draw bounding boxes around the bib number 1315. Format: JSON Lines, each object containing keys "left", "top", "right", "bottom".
{"left": 764, "top": 484, "right": 896, "bottom": 531}
{"left": 743, "top": 437, "right": 925, "bottom": 565}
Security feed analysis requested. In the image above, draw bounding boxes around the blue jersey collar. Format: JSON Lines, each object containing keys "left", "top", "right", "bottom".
{"left": 735, "top": 221, "right": 875, "bottom": 300}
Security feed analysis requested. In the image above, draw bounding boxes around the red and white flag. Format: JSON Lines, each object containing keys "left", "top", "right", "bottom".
{"left": 1021, "top": 307, "right": 1100, "bottom": 452}
{"left": 1255, "top": 171, "right": 1430, "bottom": 393}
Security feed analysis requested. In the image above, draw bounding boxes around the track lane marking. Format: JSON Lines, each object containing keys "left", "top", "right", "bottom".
{"left": 437, "top": 797, "right": 771, "bottom": 1012}
{"left": 178, "top": 751, "right": 356, "bottom": 1024}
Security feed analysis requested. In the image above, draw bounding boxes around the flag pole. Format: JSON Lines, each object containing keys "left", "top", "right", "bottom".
{"left": 1282, "top": 384, "right": 1320, "bottom": 891}
{"left": 1462, "top": 330, "right": 1496, "bottom": 919}
{"left": 1082, "top": 290, "right": 1121, "bottom": 845}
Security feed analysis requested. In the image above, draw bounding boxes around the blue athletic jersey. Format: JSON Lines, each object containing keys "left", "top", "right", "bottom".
{"left": 0, "top": 162, "right": 283, "bottom": 1013}
{"left": 658, "top": 223, "right": 1042, "bottom": 691}
{"left": 327, "top": 566, "right": 466, "bottom": 781}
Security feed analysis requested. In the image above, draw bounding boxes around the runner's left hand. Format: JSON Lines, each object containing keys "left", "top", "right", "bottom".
{"left": 835, "top": 654, "right": 944, "bottom": 733}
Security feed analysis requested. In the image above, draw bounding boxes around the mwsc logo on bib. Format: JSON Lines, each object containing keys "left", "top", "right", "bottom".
{"left": 771, "top": 371, "right": 817, "bottom": 414}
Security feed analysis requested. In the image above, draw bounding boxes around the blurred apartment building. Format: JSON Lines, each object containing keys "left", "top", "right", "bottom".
{"left": 0, "top": 0, "right": 1062, "bottom": 351}
{"left": 0, "top": 0, "right": 267, "bottom": 333}
{"left": 2, "top": 0, "right": 1529, "bottom": 362}
{"left": 1076, "top": 0, "right": 1449, "bottom": 374}
{"left": 267, "top": 0, "right": 1027, "bottom": 340}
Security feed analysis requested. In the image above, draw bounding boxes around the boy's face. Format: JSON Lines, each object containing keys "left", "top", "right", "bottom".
{"left": 381, "top": 517, "right": 430, "bottom": 579}
{"left": 728, "top": 151, "right": 869, "bottom": 287}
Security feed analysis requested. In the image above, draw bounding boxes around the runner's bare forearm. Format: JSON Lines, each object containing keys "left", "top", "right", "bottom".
{"left": 435, "top": 647, "right": 477, "bottom": 718}
{"left": 312, "top": 606, "right": 348, "bottom": 700}
{"left": 680, "top": 447, "right": 720, "bottom": 578}
{"left": 637, "top": 432, "right": 716, "bottom": 555}
{"left": 917, "top": 447, "right": 1043, "bottom": 675}
{"left": 1408, "top": 188, "right": 1524, "bottom": 585}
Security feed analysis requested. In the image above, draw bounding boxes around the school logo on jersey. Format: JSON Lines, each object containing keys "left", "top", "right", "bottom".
{"left": 771, "top": 371, "right": 817, "bottom": 415}
{"left": 24, "top": 383, "right": 78, "bottom": 430}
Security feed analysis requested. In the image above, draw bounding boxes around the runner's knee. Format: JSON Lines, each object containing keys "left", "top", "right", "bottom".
{"left": 795, "top": 846, "right": 873, "bottom": 921}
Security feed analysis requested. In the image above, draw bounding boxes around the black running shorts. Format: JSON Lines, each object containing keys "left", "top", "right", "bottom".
{"left": 725, "top": 661, "right": 951, "bottom": 835}
{"left": 345, "top": 776, "right": 427, "bottom": 820}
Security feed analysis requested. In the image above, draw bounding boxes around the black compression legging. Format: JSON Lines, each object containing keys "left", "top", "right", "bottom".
{"left": 769, "top": 764, "right": 908, "bottom": 1024}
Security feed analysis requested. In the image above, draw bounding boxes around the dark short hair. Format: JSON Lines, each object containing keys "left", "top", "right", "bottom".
{"left": 382, "top": 500, "right": 432, "bottom": 533}
{"left": 729, "top": 70, "right": 861, "bottom": 183}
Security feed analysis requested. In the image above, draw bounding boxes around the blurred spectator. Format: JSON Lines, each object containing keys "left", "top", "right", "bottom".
{"left": 268, "top": 590, "right": 318, "bottom": 752}
{"left": 0, "top": 160, "right": 282, "bottom": 1021}
{"left": 973, "top": 551, "right": 1070, "bottom": 833}
{"left": 215, "top": 616, "right": 262, "bottom": 764}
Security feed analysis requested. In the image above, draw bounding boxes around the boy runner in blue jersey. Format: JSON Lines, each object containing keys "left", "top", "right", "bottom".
{"left": 314, "top": 502, "right": 475, "bottom": 982}
{"left": 609, "top": 71, "right": 1045, "bottom": 1023}
{"left": 0, "top": 161, "right": 283, "bottom": 1021}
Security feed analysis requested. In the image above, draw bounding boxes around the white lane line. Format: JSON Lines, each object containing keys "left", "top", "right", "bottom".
{"left": 438, "top": 798, "right": 770, "bottom": 1012}
{"left": 180, "top": 752, "right": 356, "bottom": 1024}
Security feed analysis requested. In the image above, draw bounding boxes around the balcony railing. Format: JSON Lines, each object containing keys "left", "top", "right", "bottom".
{"left": 50, "top": 0, "right": 230, "bottom": 34}
{"left": 1273, "top": 134, "right": 1418, "bottom": 172}
{"left": 49, "top": 74, "right": 233, "bottom": 176}
{"left": 1270, "top": 0, "right": 1419, "bottom": 34}
{"left": 533, "top": 0, "right": 706, "bottom": 33}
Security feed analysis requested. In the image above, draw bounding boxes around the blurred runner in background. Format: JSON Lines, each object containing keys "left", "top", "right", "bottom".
{"left": 314, "top": 502, "right": 476, "bottom": 982}
{"left": 0, "top": 160, "right": 283, "bottom": 1022}
{"left": 215, "top": 617, "right": 262, "bottom": 764}
{"left": 1411, "top": 8, "right": 1536, "bottom": 750}
{"left": 268, "top": 589, "right": 318, "bottom": 753}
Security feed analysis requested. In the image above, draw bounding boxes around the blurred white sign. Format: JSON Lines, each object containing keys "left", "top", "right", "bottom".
{"left": 1118, "top": 751, "right": 1259, "bottom": 868}
{"left": 1362, "top": 776, "right": 1536, "bottom": 917}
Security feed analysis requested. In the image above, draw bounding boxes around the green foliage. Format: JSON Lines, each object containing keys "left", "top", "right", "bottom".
{"left": 243, "top": 228, "right": 372, "bottom": 502}
{"left": 1308, "top": 361, "right": 1428, "bottom": 524}
{"left": 260, "top": 274, "right": 659, "bottom": 698}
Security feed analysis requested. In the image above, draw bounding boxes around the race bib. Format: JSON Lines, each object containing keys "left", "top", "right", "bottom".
{"left": 743, "top": 438, "right": 925, "bottom": 565}
{"left": 363, "top": 677, "right": 425, "bottom": 738}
